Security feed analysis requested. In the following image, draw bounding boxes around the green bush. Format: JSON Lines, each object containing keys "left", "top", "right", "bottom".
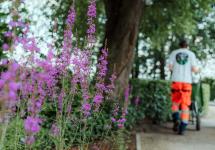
{"left": 130, "top": 79, "right": 171, "bottom": 123}
{"left": 202, "top": 77, "right": 215, "bottom": 101}
{"left": 201, "top": 83, "right": 210, "bottom": 115}
{"left": 129, "top": 79, "right": 211, "bottom": 125}
{"left": 125, "top": 101, "right": 145, "bottom": 129}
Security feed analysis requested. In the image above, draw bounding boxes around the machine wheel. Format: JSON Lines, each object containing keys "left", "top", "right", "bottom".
{"left": 193, "top": 101, "right": 201, "bottom": 131}
{"left": 196, "top": 114, "right": 201, "bottom": 131}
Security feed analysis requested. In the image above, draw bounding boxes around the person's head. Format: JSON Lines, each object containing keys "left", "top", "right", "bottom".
{"left": 179, "top": 39, "right": 188, "bottom": 48}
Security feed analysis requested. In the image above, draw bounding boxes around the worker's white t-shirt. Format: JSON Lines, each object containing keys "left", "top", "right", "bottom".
{"left": 169, "top": 48, "right": 197, "bottom": 83}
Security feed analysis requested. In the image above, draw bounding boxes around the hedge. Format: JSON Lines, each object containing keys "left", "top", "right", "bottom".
{"left": 202, "top": 78, "right": 215, "bottom": 101}
{"left": 129, "top": 79, "right": 211, "bottom": 124}
{"left": 130, "top": 79, "right": 172, "bottom": 123}
{"left": 201, "top": 83, "right": 210, "bottom": 115}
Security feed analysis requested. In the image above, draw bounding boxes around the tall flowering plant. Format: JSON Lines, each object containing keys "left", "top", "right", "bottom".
{"left": 0, "top": 0, "right": 130, "bottom": 149}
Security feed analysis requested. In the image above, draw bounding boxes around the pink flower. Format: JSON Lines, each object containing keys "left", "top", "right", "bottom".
{"left": 66, "top": 7, "right": 76, "bottom": 25}
{"left": 50, "top": 123, "right": 60, "bottom": 137}
{"left": 113, "top": 105, "right": 119, "bottom": 116}
{"left": 117, "top": 118, "right": 126, "bottom": 123}
{"left": 8, "top": 21, "right": 17, "bottom": 27}
{"left": 0, "top": 80, "right": 5, "bottom": 88}
{"left": 24, "top": 136, "right": 35, "bottom": 145}
{"left": 82, "top": 103, "right": 91, "bottom": 111}
{"left": 8, "top": 91, "right": 17, "bottom": 101}
{"left": 47, "top": 49, "right": 54, "bottom": 60}
{"left": 9, "top": 82, "right": 21, "bottom": 91}
{"left": 2, "top": 43, "right": 9, "bottom": 51}
{"left": 58, "top": 91, "right": 65, "bottom": 112}
{"left": 111, "top": 118, "right": 116, "bottom": 122}
{"left": 1, "top": 59, "right": 9, "bottom": 65}
{"left": 24, "top": 116, "right": 41, "bottom": 134}
{"left": 87, "top": 24, "right": 96, "bottom": 34}
{"left": 117, "top": 123, "right": 124, "bottom": 128}
{"left": 8, "top": 21, "right": 25, "bottom": 28}
{"left": 82, "top": 103, "right": 91, "bottom": 116}
{"left": 9, "top": 62, "right": 20, "bottom": 72}
{"left": 4, "top": 31, "right": 13, "bottom": 37}
{"left": 93, "top": 94, "right": 103, "bottom": 104}
{"left": 87, "top": 1, "right": 96, "bottom": 18}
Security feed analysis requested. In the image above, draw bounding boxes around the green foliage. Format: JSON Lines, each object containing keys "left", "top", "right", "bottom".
{"left": 130, "top": 79, "right": 171, "bottom": 123}
{"left": 135, "top": 1, "right": 215, "bottom": 79}
{"left": 201, "top": 83, "right": 210, "bottom": 115}
{"left": 1, "top": 98, "right": 118, "bottom": 149}
{"left": 112, "top": 129, "right": 127, "bottom": 150}
{"left": 0, "top": 117, "right": 25, "bottom": 150}
{"left": 129, "top": 79, "right": 211, "bottom": 123}
{"left": 50, "top": 0, "right": 105, "bottom": 48}
{"left": 141, "top": 0, "right": 213, "bottom": 49}
{"left": 202, "top": 77, "right": 215, "bottom": 101}
{"left": 125, "top": 103, "right": 145, "bottom": 130}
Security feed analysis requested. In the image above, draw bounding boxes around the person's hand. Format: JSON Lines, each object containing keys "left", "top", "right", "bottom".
{"left": 192, "top": 66, "right": 200, "bottom": 73}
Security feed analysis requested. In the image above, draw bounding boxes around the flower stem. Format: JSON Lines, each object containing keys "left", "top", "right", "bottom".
{"left": 0, "top": 121, "right": 9, "bottom": 150}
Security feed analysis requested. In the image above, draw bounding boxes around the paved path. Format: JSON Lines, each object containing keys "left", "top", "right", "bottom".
{"left": 138, "top": 103, "right": 215, "bottom": 150}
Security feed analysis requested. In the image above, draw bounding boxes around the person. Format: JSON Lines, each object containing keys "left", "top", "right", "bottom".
{"left": 168, "top": 39, "right": 199, "bottom": 135}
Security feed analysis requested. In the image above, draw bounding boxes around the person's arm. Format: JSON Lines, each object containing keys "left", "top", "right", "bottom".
{"left": 191, "top": 53, "right": 199, "bottom": 73}
{"left": 192, "top": 66, "right": 200, "bottom": 73}
{"left": 168, "top": 52, "right": 174, "bottom": 71}
{"left": 169, "top": 64, "right": 173, "bottom": 71}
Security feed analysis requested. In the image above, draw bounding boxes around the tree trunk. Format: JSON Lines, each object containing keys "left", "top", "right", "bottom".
{"left": 104, "top": 0, "right": 143, "bottom": 96}
{"left": 159, "top": 54, "right": 166, "bottom": 80}
{"left": 132, "top": 38, "right": 140, "bottom": 79}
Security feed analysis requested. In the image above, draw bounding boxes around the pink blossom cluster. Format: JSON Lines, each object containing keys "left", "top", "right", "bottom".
{"left": 111, "top": 86, "right": 130, "bottom": 128}
{"left": 93, "top": 48, "right": 108, "bottom": 111}
{"left": 87, "top": 0, "right": 97, "bottom": 46}
{"left": 0, "top": 0, "right": 129, "bottom": 147}
{"left": 0, "top": 62, "right": 21, "bottom": 117}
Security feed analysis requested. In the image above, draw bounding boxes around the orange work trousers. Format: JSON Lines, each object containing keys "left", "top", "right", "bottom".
{"left": 171, "top": 82, "right": 192, "bottom": 123}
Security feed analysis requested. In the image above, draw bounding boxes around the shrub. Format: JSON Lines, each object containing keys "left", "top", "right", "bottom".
{"left": 201, "top": 83, "right": 210, "bottom": 115}
{"left": 202, "top": 77, "right": 215, "bottom": 101}
{"left": 129, "top": 79, "right": 211, "bottom": 125}
{"left": 129, "top": 79, "right": 171, "bottom": 124}
{"left": 125, "top": 98, "right": 145, "bottom": 129}
{"left": 0, "top": 0, "right": 129, "bottom": 149}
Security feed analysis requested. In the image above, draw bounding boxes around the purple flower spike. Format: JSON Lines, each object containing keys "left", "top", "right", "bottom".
{"left": 9, "top": 82, "right": 21, "bottom": 91}
{"left": 9, "top": 62, "right": 20, "bottom": 72}
{"left": 66, "top": 7, "right": 76, "bottom": 25}
{"left": 111, "top": 117, "right": 116, "bottom": 123}
{"left": 4, "top": 31, "right": 13, "bottom": 37}
{"left": 8, "top": 91, "right": 17, "bottom": 101}
{"left": 93, "top": 94, "right": 103, "bottom": 104}
{"left": 117, "top": 123, "right": 124, "bottom": 128}
{"left": 2, "top": 43, "right": 9, "bottom": 51}
{"left": 0, "top": 80, "right": 5, "bottom": 88}
{"left": 24, "top": 116, "right": 41, "bottom": 134}
{"left": 82, "top": 103, "right": 91, "bottom": 116}
{"left": 25, "top": 136, "right": 35, "bottom": 145}
{"left": 87, "top": 1, "right": 96, "bottom": 18}
{"left": 50, "top": 123, "right": 60, "bottom": 137}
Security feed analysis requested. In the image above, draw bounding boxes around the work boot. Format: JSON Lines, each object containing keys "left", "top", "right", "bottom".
{"left": 172, "top": 112, "right": 179, "bottom": 132}
{"left": 173, "top": 120, "right": 180, "bottom": 132}
{"left": 178, "top": 122, "right": 188, "bottom": 135}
